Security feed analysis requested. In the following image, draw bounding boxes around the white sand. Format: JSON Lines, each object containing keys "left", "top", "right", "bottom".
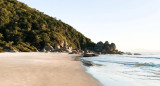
{"left": 0, "top": 52, "right": 102, "bottom": 86}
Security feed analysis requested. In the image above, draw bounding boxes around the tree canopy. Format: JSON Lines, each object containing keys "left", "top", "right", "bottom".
{"left": 0, "top": 0, "right": 95, "bottom": 52}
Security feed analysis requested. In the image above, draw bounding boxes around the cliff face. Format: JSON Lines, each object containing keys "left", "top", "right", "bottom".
{"left": 0, "top": 0, "right": 95, "bottom": 52}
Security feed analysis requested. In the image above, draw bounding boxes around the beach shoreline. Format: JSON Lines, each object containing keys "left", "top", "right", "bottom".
{"left": 0, "top": 52, "right": 102, "bottom": 86}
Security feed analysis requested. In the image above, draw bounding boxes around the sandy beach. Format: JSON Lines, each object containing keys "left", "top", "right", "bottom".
{"left": 0, "top": 52, "right": 102, "bottom": 86}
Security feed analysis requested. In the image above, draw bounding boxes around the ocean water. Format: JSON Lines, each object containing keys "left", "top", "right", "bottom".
{"left": 82, "top": 52, "right": 160, "bottom": 86}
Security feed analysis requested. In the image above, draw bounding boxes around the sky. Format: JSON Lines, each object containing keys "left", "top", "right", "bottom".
{"left": 18, "top": 0, "right": 160, "bottom": 52}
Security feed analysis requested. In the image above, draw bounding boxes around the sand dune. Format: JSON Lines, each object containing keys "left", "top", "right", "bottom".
{"left": 0, "top": 52, "right": 102, "bottom": 86}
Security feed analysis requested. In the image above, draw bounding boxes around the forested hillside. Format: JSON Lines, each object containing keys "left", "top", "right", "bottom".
{"left": 0, "top": 0, "right": 95, "bottom": 52}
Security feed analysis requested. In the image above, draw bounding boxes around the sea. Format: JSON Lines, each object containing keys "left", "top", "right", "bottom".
{"left": 82, "top": 52, "right": 160, "bottom": 86}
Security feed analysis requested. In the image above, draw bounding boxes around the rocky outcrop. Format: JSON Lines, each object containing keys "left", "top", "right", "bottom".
{"left": 40, "top": 40, "right": 122, "bottom": 55}
{"left": 41, "top": 40, "right": 73, "bottom": 52}
{"left": 59, "top": 40, "right": 73, "bottom": 52}
{"left": 95, "top": 41, "right": 104, "bottom": 52}
{"left": 110, "top": 43, "right": 116, "bottom": 51}
{"left": 60, "top": 40, "right": 68, "bottom": 49}
{"left": 94, "top": 41, "right": 122, "bottom": 54}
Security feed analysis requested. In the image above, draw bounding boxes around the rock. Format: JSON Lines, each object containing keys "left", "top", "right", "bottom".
{"left": 126, "top": 52, "right": 132, "bottom": 55}
{"left": 104, "top": 41, "right": 109, "bottom": 46}
{"left": 60, "top": 40, "right": 65, "bottom": 47}
{"left": 81, "top": 59, "right": 102, "bottom": 66}
{"left": 94, "top": 41, "right": 120, "bottom": 54}
{"left": 66, "top": 49, "right": 71, "bottom": 52}
{"left": 92, "top": 53, "right": 99, "bottom": 56}
{"left": 134, "top": 53, "right": 141, "bottom": 55}
{"left": 84, "top": 50, "right": 89, "bottom": 54}
{"left": 64, "top": 41, "right": 68, "bottom": 49}
{"left": 110, "top": 43, "right": 116, "bottom": 51}
{"left": 60, "top": 40, "right": 68, "bottom": 49}
{"left": 54, "top": 46, "right": 60, "bottom": 51}
{"left": 69, "top": 47, "right": 72, "bottom": 50}
{"left": 97, "top": 52, "right": 101, "bottom": 54}
{"left": 69, "top": 50, "right": 80, "bottom": 54}
{"left": 44, "top": 46, "right": 54, "bottom": 52}
{"left": 94, "top": 41, "right": 104, "bottom": 52}
{"left": 81, "top": 60, "right": 94, "bottom": 66}
{"left": 81, "top": 50, "right": 84, "bottom": 54}
{"left": 41, "top": 49, "right": 46, "bottom": 52}
{"left": 83, "top": 53, "right": 99, "bottom": 57}
{"left": 4, "top": 49, "right": 18, "bottom": 52}
{"left": 83, "top": 53, "right": 92, "bottom": 57}
{"left": 65, "top": 47, "right": 72, "bottom": 52}
{"left": 9, "top": 49, "right": 18, "bottom": 52}
{"left": 118, "top": 51, "right": 124, "bottom": 54}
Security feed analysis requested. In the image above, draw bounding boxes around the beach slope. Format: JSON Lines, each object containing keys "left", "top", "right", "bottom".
{"left": 0, "top": 53, "right": 102, "bottom": 86}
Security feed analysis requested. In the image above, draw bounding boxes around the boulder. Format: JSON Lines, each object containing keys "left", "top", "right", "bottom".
{"left": 4, "top": 49, "right": 18, "bottom": 52}
{"left": 94, "top": 41, "right": 104, "bottom": 52}
{"left": 104, "top": 41, "right": 109, "bottom": 46}
{"left": 134, "top": 53, "right": 141, "bottom": 55}
{"left": 81, "top": 60, "right": 102, "bottom": 66}
{"left": 69, "top": 50, "right": 79, "bottom": 54}
{"left": 60, "top": 40, "right": 68, "bottom": 49}
{"left": 54, "top": 46, "right": 60, "bottom": 51}
{"left": 97, "top": 52, "right": 101, "bottom": 54}
{"left": 9, "top": 49, "right": 18, "bottom": 52}
{"left": 44, "top": 46, "right": 54, "bottom": 52}
{"left": 83, "top": 53, "right": 99, "bottom": 57}
{"left": 105, "top": 46, "right": 110, "bottom": 52}
{"left": 81, "top": 60, "right": 94, "bottom": 66}
{"left": 94, "top": 41, "right": 120, "bottom": 54}
{"left": 66, "top": 46, "right": 72, "bottom": 52}
{"left": 41, "top": 49, "right": 46, "bottom": 52}
{"left": 126, "top": 52, "right": 132, "bottom": 55}
{"left": 110, "top": 43, "right": 116, "bottom": 51}
{"left": 64, "top": 41, "right": 68, "bottom": 49}
{"left": 60, "top": 40, "right": 65, "bottom": 47}
{"left": 104, "top": 41, "right": 110, "bottom": 52}
{"left": 84, "top": 50, "right": 89, "bottom": 54}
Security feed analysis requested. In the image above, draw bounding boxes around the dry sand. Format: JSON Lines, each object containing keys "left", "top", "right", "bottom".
{"left": 0, "top": 52, "right": 102, "bottom": 86}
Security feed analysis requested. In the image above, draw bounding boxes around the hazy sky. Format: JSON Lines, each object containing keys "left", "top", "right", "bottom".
{"left": 18, "top": 0, "right": 160, "bottom": 52}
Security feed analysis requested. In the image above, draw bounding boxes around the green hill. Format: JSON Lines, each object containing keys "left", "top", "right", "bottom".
{"left": 0, "top": 0, "right": 95, "bottom": 52}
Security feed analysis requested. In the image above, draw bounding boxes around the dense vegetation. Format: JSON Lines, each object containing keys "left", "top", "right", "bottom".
{"left": 0, "top": 0, "right": 95, "bottom": 52}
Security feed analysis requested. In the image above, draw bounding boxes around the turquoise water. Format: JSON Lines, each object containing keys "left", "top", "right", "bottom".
{"left": 82, "top": 52, "right": 160, "bottom": 86}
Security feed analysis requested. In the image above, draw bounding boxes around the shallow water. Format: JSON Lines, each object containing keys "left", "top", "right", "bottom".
{"left": 82, "top": 52, "right": 160, "bottom": 86}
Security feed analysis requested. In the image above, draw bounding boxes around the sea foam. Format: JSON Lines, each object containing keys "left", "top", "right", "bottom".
{"left": 82, "top": 53, "right": 160, "bottom": 86}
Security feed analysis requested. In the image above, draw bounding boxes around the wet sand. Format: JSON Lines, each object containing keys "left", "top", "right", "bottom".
{"left": 0, "top": 52, "right": 102, "bottom": 86}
